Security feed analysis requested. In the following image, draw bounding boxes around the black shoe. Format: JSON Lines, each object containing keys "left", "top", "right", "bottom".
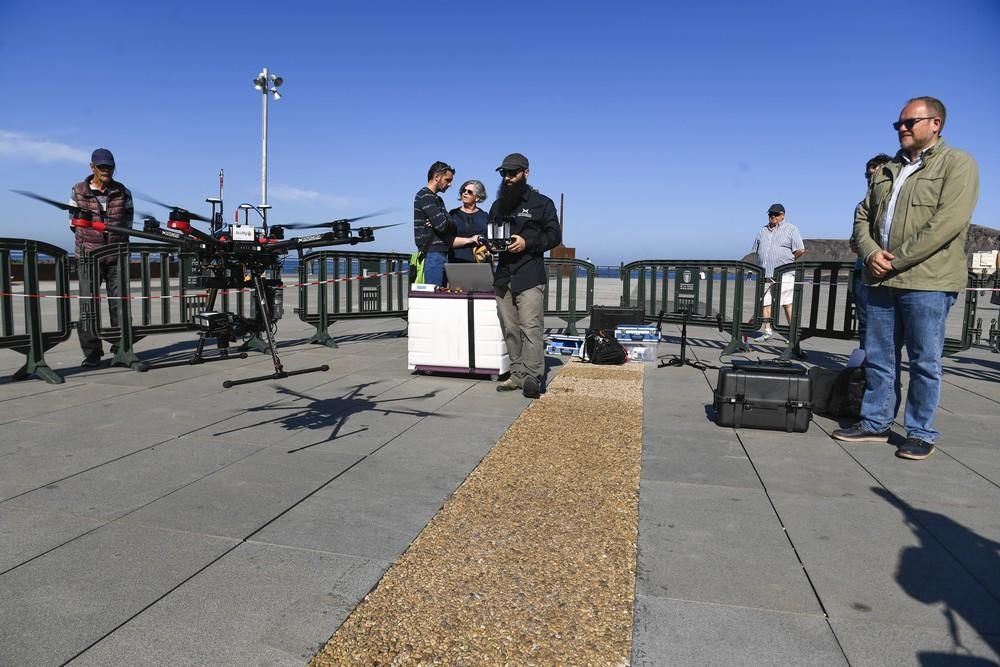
{"left": 80, "top": 353, "right": 103, "bottom": 368}
{"left": 496, "top": 379, "right": 520, "bottom": 392}
{"left": 831, "top": 425, "right": 891, "bottom": 442}
{"left": 896, "top": 438, "right": 935, "bottom": 460}
{"left": 110, "top": 344, "right": 119, "bottom": 355}
{"left": 522, "top": 376, "right": 540, "bottom": 399}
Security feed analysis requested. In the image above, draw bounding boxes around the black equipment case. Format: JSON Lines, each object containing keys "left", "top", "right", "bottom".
{"left": 588, "top": 306, "right": 645, "bottom": 336}
{"left": 714, "top": 361, "right": 812, "bottom": 432}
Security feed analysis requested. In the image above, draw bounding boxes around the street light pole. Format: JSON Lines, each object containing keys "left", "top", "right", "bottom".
{"left": 261, "top": 67, "right": 269, "bottom": 207}
{"left": 253, "top": 67, "right": 283, "bottom": 219}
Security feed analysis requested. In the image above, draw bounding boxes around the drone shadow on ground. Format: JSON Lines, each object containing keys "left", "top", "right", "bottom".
{"left": 212, "top": 381, "right": 443, "bottom": 453}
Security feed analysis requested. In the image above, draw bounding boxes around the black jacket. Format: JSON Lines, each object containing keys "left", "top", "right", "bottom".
{"left": 490, "top": 186, "right": 561, "bottom": 293}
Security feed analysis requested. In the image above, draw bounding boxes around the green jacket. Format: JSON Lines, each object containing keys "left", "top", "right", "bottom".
{"left": 853, "top": 138, "right": 979, "bottom": 292}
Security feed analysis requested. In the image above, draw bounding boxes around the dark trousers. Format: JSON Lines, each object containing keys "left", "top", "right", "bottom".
{"left": 78, "top": 261, "right": 121, "bottom": 357}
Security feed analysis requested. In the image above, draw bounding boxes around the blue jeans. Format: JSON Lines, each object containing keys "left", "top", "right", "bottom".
{"left": 860, "top": 287, "right": 957, "bottom": 443}
{"left": 423, "top": 251, "right": 448, "bottom": 287}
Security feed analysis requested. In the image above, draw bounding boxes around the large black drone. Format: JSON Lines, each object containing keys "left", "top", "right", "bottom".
{"left": 14, "top": 189, "right": 400, "bottom": 388}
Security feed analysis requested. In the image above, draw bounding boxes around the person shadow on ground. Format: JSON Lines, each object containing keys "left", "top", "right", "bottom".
{"left": 872, "top": 487, "right": 1000, "bottom": 666}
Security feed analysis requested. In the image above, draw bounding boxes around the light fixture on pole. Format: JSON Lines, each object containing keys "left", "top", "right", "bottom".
{"left": 252, "top": 67, "right": 284, "bottom": 216}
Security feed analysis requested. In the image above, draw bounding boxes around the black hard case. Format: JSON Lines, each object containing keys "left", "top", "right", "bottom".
{"left": 714, "top": 361, "right": 812, "bottom": 432}
{"left": 588, "top": 306, "right": 645, "bottom": 333}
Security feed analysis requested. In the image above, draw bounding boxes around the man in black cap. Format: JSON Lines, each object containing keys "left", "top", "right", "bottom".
{"left": 490, "top": 153, "right": 562, "bottom": 398}
{"left": 749, "top": 202, "right": 805, "bottom": 341}
{"left": 70, "top": 148, "right": 134, "bottom": 367}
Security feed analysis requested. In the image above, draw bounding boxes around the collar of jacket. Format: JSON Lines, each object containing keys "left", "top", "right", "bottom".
{"left": 84, "top": 174, "right": 124, "bottom": 194}
{"left": 893, "top": 137, "right": 947, "bottom": 166}
{"left": 517, "top": 184, "right": 540, "bottom": 205}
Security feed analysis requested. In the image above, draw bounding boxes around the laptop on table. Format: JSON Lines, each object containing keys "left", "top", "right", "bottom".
{"left": 445, "top": 262, "right": 495, "bottom": 293}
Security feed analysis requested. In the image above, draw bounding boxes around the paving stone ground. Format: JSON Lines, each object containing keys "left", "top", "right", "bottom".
{"left": 1, "top": 282, "right": 998, "bottom": 666}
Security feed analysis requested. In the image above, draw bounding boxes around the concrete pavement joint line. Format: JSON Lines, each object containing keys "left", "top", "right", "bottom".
{"left": 310, "top": 362, "right": 644, "bottom": 665}
{"left": 649, "top": 594, "right": 833, "bottom": 618}
{"left": 62, "top": 438, "right": 385, "bottom": 664}
{"left": 731, "top": 429, "right": 853, "bottom": 664}
{"left": 1, "top": 372, "right": 423, "bottom": 577}
{"left": 0, "top": 441, "right": 267, "bottom": 577}
{"left": 817, "top": 418, "right": 1000, "bottom": 493}
{"left": 59, "top": 532, "right": 247, "bottom": 665}
{"left": 940, "top": 378, "right": 1000, "bottom": 406}
{"left": 64, "top": 374, "right": 486, "bottom": 664}
{"left": 0, "top": 522, "right": 105, "bottom": 579}
{"left": 0, "top": 431, "right": 179, "bottom": 505}
{"left": 938, "top": 448, "right": 1000, "bottom": 491}
{"left": 820, "top": 426, "right": 1000, "bottom": 608}
{"left": 3, "top": 369, "right": 385, "bottom": 503}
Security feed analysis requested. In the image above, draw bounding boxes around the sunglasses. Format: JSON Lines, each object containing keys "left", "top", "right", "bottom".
{"left": 500, "top": 169, "right": 523, "bottom": 178}
{"left": 892, "top": 117, "right": 935, "bottom": 131}
{"left": 461, "top": 188, "right": 477, "bottom": 196}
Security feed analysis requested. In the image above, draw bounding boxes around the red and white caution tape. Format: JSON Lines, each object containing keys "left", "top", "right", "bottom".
{"left": 1, "top": 270, "right": 408, "bottom": 301}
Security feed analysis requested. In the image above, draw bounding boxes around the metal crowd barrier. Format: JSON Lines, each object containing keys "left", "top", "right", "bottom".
{"left": 0, "top": 238, "right": 73, "bottom": 383}
{"left": 296, "top": 251, "right": 409, "bottom": 347}
{"left": 542, "top": 258, "right": 595, "bottom": 335}
{"left": 292, "top": 255, "right": 591, "bottom": 340}
{"left": 773, "top": 260, "right": 984, "bottom": 360}
{"left": 82, "top": 243, "right": 266, "bottom": 370}
{"left": 620, "top": 260, "right": 764, "bottom": 354}
{"left": 771, "top": 261, "right": 854, "bottom": 360}
{"left": 960, "top": 271, "right": 996, "bottom": 356}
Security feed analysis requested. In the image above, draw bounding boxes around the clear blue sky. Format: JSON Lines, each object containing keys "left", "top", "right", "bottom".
{"left": 2, "top": 0, "right": 998, "bottom": 265}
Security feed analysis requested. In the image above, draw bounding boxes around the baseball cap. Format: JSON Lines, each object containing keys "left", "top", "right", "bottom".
{"left": 767, "top": 203, "right": 785, "bottom": 215}
{"left": 495, "top": 153, "right": 529, "bottom": 172}
{"left": 91, "top": 148, "right": 115, "bottom": 167}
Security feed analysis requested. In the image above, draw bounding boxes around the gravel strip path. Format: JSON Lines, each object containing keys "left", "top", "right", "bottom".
{"left": 310, "top": 361, "right": 645, "bottom": 666}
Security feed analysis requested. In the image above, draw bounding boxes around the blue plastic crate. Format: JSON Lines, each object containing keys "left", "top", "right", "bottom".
{"left": 546, "top": 335, "right": 584, "bottom": 357}
{"left": 614, "top": 325, "right": 659, "bottom": 343}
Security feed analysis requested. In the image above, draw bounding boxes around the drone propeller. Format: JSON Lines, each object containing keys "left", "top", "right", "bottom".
{"left": 137, "top": 210, "right": 160, "bottom": 220}
{"left": 11, "top": 190, "right": 84, "bottom": 213}
{"left": 274, "top": 208, "right": 395, "bottom": 230}
{"left": 137, "top": 193, "right": 213, "bottom": 223}
{"left": 357, "top": 222, "right": 406, "bottom": 232}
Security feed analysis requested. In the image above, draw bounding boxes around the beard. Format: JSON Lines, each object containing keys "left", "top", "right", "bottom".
{"left": 494, "top": 179, "right": 528, "bottom": 218}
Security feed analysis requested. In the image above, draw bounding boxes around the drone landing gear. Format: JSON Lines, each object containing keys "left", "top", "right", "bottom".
{"left": 658, "top": 307, "right": 708, "bottom": 371}
{"left": 220, "top": 270, "right": 328, "bottom": 389}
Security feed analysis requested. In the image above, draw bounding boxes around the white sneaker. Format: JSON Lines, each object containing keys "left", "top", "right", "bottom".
{"left": 753, "top": 331, "right": 773, "bottom": 342}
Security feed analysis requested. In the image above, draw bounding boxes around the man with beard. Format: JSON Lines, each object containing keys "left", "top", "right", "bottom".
{"left": 490, "top": 153, "right": 561, "bottom": 399}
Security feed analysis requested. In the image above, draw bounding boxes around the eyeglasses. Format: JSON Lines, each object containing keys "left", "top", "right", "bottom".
{"left": 892, "top": 117, "right": 935, "bottom": 131}
{"left": 461, "top": 188, "right": 476, "bottom": 196}
{"left": 94, "top": 164, "right": 114, "bottom": 171}
{"left": 500, "top": 169, "right": 523, "bottom": 178}
{"left": 768, "top": 212, "right": 782, "bottom": 217}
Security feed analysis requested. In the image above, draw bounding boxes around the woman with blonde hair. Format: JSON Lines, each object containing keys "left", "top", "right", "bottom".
{"left": 449, "top": 179, "right": 489, "bottom": 263}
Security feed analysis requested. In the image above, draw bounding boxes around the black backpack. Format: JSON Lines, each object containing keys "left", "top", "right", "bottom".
{"left": 809, "top": 366, "right": 866, "bottom": 419}
{"left": 584, "top": 330, "right": 627, "bottom": 365}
